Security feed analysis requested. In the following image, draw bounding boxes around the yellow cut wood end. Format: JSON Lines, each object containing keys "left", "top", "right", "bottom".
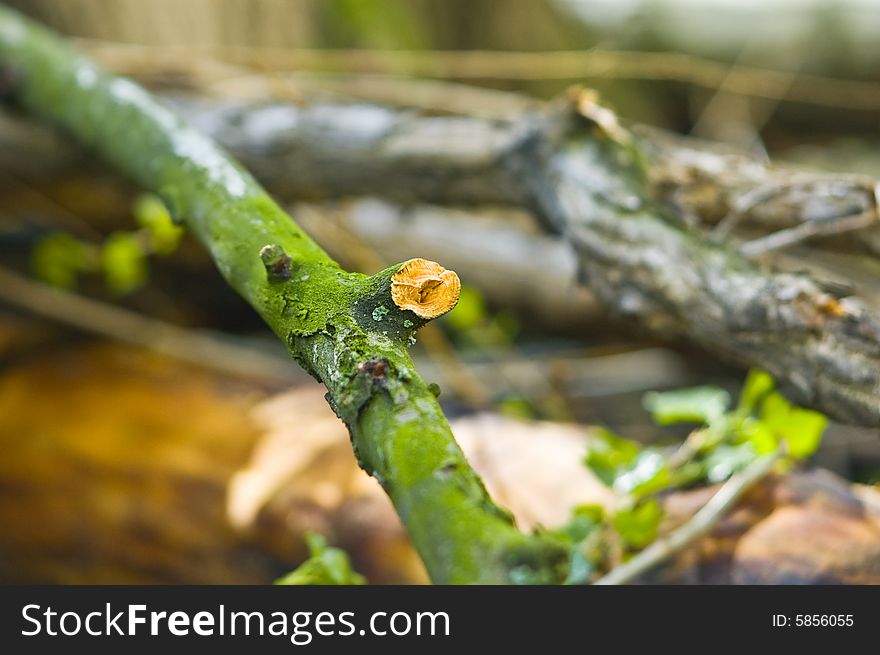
{"left": 390, "top": 258, "right": 461, "bottom": 319}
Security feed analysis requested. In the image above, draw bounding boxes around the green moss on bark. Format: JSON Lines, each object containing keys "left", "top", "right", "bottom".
{"left": 0, "top": 6, "right": 570, "bottom": 584}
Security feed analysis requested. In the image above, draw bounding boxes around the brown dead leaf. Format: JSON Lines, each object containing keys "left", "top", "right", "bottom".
{"left": 2, "top": 336, "right": 877, "bottom": 585}
{"left": 226, "top": 392, "right": 617, "bottom": 581}
{"left": 227, "top": 385, "right": 425, "bottom": 583}
{"left": 451, "top": 413, "right": 617, "bottom": 529}
{"left": 654, "top": 469, "right": 880, "bottom": 584}
{"left": 230, "top": 396, "right": 617, "bottom": 537}
{"left": 0, "top": 342, "right": 271, "bottom": 583}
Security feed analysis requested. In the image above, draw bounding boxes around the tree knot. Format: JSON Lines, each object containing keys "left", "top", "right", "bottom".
{"left": 357, "top": 357, "right": 389, "bottom": 385}
{"left": 259, "top": 243, "right": 292, "bottom": 281}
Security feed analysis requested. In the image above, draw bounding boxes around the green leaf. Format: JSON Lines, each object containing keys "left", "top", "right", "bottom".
{"left": 275, "top": 533, "right": 366, "bottom": 586}
{"left": 101, "top": 232, "right": 148, "bottom": 295}
{"left": 760, "top": 393, "right": 827, "bottom": 459}
{"left": 734, "top": 416, "right": 779, "bottom": 455}
{"left": 703, "top": 442, "right": 758, "bottom": 483}
{"left": 554, "top": 504, "right": 604, "bottom": 543}
{"left": 31, "top": 232, "right": 97, "bottom": 289}
{"left": 585, "top": 428, "right": 641, "bottom": 487}
{"left": 586, "top": 429, "right": 670, "bottom": 497}
{"left": 613, "top": 499, "right": 663, "bottom": 549}
{"left": 643, "top": 386, "right": 730, "bottom": 426}
{"left": 553, "top": 505, "right": 605, "bottom": 585}
{"left": 733, "top": 370, "right": 827, "bottom": 460}
{"left": 612, "top": 449, "right": 670, "bottom": 496}
{"left": 134, "top": 193, "right": 183, "bottom": 255}
{"left": 566, "top": 550, "right": 596, "bottom": 585}
{"left": 737, "top": 370, "right": 776, "bottom": 414}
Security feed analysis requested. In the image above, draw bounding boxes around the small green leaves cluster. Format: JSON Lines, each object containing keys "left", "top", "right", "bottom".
{"left": 557, "top": 370, "right": 828, "bottom": 582}
{"left": 274, "top": 533, "right": 367, "bottom": 586}
{"left": 31, "top": 193, "right": 182, "bottom": 295}
{"left": 641, "top": 370, "right": 828, "bottom": 473}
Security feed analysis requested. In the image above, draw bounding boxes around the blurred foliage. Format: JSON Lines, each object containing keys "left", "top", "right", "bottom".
{"left": 6, "top": 0, "right": 877, "bottom": 585}
{"left": 31, "top": 193, "right": 181, "bottom": 296}
{"left": 275, "top": 533, "right": 366, "bottom": 586}
{"left": 443, "top": 285, "right": 487, "bottom": 333}
{"left": 441, "top": 284, "right": 520, "bottom": 349}
{"left": 134, "top": 193, "right": 183, "bottom": 256}
{"left": 558, "top": 369, "right": 828, "bottom": 582}
{"left": 638, "top": 370, "right": 827, "bottom": 481}
{"left": 550, "top": 504, "right": 605, "bottom": 584}
{"left": 644, "top": 386, "right": 730, "bottom": 428}
{"left": 320, "top": 0, "right": 430, "bottom": 51}
{"left": 612, "top": 498, "right": 663, "bottom": 550}
{"left": 497, "top": 395, "right": 536, "bottom": 420}
{"left": 31, "top": 232, "right": 97, "bottom": 290}
{"left": 586, "top": 428, "right": 669, "bottom": 497}
{"left": 101, "top": 232, "right": 147, "bottom": 295}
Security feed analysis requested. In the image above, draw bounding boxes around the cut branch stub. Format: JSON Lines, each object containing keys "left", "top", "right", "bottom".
{"left": 259, "top": 243, "right": 292, "bottom": 282}
{"left": 391, "top": 258, "right": 461, "bottom": 319}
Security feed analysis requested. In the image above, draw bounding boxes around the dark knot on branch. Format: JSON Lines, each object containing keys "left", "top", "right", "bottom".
{"left": 259, "top": 243, "right": 292, "bottom": 282}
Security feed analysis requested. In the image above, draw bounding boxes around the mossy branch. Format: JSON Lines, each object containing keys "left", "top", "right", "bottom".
{"left": 0, "top": 6, "right": 569, "bottom": 584}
